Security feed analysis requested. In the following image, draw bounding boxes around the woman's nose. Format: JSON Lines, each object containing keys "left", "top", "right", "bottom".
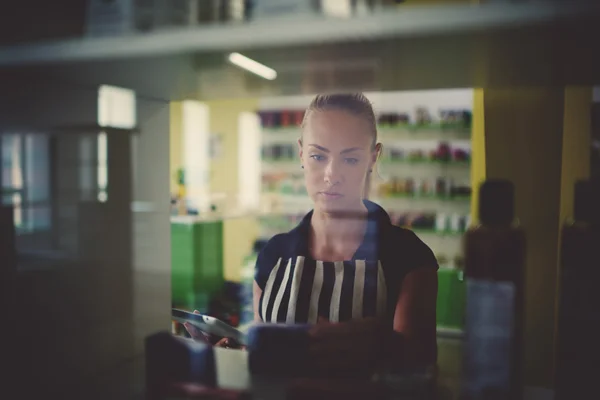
{"left": 324, "top": 160, "right": 342, "bottom": 185}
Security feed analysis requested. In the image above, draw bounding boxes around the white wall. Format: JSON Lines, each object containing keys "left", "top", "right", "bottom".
{"left": 131, "top": 97, "right": 172, "bottom": 354}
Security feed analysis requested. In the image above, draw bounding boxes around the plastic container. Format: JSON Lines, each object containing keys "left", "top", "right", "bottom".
{"left": 462, "top": 179, "right": 526, "bottom": 400}
{"left": 555, "top": 179, "right": 600, "bottom": 400}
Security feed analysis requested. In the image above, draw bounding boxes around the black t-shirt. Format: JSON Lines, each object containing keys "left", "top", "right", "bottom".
{"left": 255, "top": 200, "right": 438, "bottom": 326}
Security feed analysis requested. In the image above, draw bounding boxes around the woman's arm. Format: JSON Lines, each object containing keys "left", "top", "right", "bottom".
{"left": 393, "top": 267, "right": 438, "bottom": 367}
{"left": 307, "top": 267, "right": 438, "bottom": 373}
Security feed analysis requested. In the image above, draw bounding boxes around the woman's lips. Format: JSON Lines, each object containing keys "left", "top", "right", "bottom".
{"left": 320, "top": 192, "right": 343, "bottom": 199}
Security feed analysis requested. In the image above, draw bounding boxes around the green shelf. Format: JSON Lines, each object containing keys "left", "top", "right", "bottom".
{"left": 409, "top": 228, "right": 466, "bottom": 237}
{"left": 261, "top": 124, "right": 471, "bottom": 134}
{"left": 383, "top": 193, "right": 471, "bottom": 202}
{"left": 261, "top": 126, "right": 301, "bottom": 133}
{"left": 378, "top": 122, "right": 471, "bottom": 132}
{"left": 262, "top": 157, "right": 298, "bottom": 162}
{"left": 380, "top": 158, "right": 471, "bottom": 166}
{"left": 436, "top": 268, "right": 466, "bottom": 330}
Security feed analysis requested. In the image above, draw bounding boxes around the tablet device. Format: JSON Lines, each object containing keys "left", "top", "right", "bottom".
{"left": 172, "top": 309, "right": 247, "bottom": 345}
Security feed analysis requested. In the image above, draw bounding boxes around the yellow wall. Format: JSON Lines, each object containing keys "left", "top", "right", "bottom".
{"left": 169, "top": 98, "right": 260, "bottom": 282}
{"left": 205, "top": 98, "right": 260, "bottom": 282}
{"left": 470, "top": 88, "right": 486, "bottom": 222}
{"left": 169, "top": 102, "right": 183, "bottom": 195}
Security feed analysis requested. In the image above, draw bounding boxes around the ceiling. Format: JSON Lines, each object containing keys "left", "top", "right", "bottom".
{"left": 2, "top": 5, "right": 600, "bottom": 102}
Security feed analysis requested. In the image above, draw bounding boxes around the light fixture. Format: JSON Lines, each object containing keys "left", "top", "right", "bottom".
{"left": 228, "top": 52, "right": 277, "bottom": 80}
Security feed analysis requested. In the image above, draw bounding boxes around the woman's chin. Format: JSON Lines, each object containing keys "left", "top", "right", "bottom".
{"left": 314, "top": 197, "right": 359, "bottom": 215}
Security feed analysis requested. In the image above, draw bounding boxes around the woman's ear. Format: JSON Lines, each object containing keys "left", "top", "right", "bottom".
{"left": 297, "top": 138, "right": 304, "bottom": 163}
{"left": 372, "top": 142, "right": 382, "bottom": 165}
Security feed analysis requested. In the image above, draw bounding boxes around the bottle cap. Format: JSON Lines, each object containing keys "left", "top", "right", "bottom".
{"left": 574, "top": 179, "right": 600, "bottom": 223}
{"left": 479, "top": 179, "right": 515, "bottom": 226}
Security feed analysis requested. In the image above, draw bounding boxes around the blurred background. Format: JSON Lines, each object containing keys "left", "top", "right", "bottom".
{"left": 1, "top": 0, "right": 600, "bottom": 399}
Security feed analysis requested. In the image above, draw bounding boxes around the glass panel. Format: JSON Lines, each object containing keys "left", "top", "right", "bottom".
{"left": 1, "top": 134, "right": 23, "bottom": 190}
{"left": 11, "top": 192, "right": 22, "bottom": 228}
{"left": 2, "top": 193, "right": 15, "bottom": 205}
{"left": 97, "top": 133, "right": 108, "bottom": 201}
{"left": 20, "top": 205, "right": 52, "bottom": 233}
{"left": 24, "top": 134, "right": 50, "bottom": 203}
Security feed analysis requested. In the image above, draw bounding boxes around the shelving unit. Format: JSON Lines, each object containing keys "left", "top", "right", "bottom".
{"left": 262, "top": 125, "right": 471, "bottom": 144}
{"left": 1, "top": 3, "right": 592, "bottom": 66}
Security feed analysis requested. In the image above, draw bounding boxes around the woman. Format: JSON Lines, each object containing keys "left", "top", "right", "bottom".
{"left": 188, "top": 93, "right": 438, "bottom": 372}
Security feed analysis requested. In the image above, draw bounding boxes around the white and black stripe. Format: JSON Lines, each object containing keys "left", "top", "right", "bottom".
{"left": 259, "top": 257, "right": 388, "bottom": 323}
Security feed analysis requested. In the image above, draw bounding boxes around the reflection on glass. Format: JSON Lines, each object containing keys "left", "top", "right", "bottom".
{"left": 98, "top": 132, "right": 108, "bottom": 202}
{"left": 2, "top": 134, "right": 23, "bottom": 227}
{"left": 1, "top": 133, "right": 51, "bottom": 234}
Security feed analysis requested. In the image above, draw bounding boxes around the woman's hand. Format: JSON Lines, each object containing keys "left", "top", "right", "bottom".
{"left": 183, "top": 310, "right": 246, "bottom": 350}
{"left": 183, "top": 310, "right": 211, "bottom": 344}
{"left": 213, "top": 337, "right": 246, "bottom": 350}
{"left": 307, "top": 317, "right": 387, "bottom": 375}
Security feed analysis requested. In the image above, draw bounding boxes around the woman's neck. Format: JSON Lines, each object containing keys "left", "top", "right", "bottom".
{"left": 309, "top": 201, "right": 369, "bottom": 256}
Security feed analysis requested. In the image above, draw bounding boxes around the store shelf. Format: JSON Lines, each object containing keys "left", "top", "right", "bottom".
{"left": 261, "top": 127, "right": 302, "bottom": 135}
{"left": 261, "top": 160, "right": 301, "bottom": 174}
{"left": 379, "top": 125, "right": 470, "bottom": 141}
{"left": 262, "top": 125, "right": 471, "bottom": 145}
{"left": 436, "top": 326, "right": 465, "bottom": 340}
{"left": 378, "top": 194, "right": 471, "bottom": 202}
{"left": 262, "top": 159, "right": 471, "bottom": 175}
{"left": 376, "top": 196, "right": 471, "bottom": 215}
{"left": 407, "top": 228, "right": 466, "bottom": 238}
{"left": 380, "top": 159, "right": 470, "bottom": 166}
{"left": 0, "top": 3, "right": 592, "bottom": 66}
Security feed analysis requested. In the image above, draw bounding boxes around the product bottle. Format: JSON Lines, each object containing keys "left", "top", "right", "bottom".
{"left": 462, "top": 179, "right": 526, "bottom": 400}
{"left": 555, "top": 179, "right": 600, "bottom": 400}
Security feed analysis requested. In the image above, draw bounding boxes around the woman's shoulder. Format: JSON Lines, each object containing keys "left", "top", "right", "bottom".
{"left": 380, "top": 224, "right": 439, "bottom": 269}
{"left": 254, "top": 229, "right": 304, "bottom": 289}
{"left": 385, "top": 224, "right": 424, "bottom": 242}
{"left": 258, "top": 232, "right": 291, "bottom": 257}
{"left": 257, "top": 221, "right": 306, "bottom": 261}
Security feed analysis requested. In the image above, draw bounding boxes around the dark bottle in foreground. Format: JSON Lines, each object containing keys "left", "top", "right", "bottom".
{"left": 462, "top": 179, "right": 526, "bottom": 400}
{"left": 555, "top": 179, "right": 600, "bottom": 400}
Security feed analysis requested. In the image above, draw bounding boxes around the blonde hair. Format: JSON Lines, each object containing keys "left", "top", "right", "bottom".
{"left": 301, "top": 93, "right": 378, "bottom": 149}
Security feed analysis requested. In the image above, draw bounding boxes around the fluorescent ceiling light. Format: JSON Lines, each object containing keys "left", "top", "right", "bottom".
{"left": 228, "top": 52, "right": 277, "bottom": 80}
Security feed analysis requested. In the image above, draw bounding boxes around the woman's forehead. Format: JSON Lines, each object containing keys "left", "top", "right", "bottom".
{"left": 304, "top": 110, "right": 373, "bottom": 148}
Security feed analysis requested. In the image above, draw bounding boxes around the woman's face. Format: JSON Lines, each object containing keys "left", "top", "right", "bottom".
{"left": 299, "top": 110, "right": 378, "bottom": 213}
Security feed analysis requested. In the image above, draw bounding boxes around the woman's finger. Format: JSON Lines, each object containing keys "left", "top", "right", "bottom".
{"left": 183, "top": 322, "right": 197, "bottom": 336}
{"left": 184, "top": 322, "right": 209, "bottom": 343}
{"left": 214, "top": 338, "right": 230, "bottom": 348}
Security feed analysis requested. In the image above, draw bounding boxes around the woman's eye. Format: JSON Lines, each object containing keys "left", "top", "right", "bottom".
{"left": 345, "top": 158, "right": 359, "bottom": 165}
{"left": 310, "top": 154, "right": 325, "bottom": 162}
